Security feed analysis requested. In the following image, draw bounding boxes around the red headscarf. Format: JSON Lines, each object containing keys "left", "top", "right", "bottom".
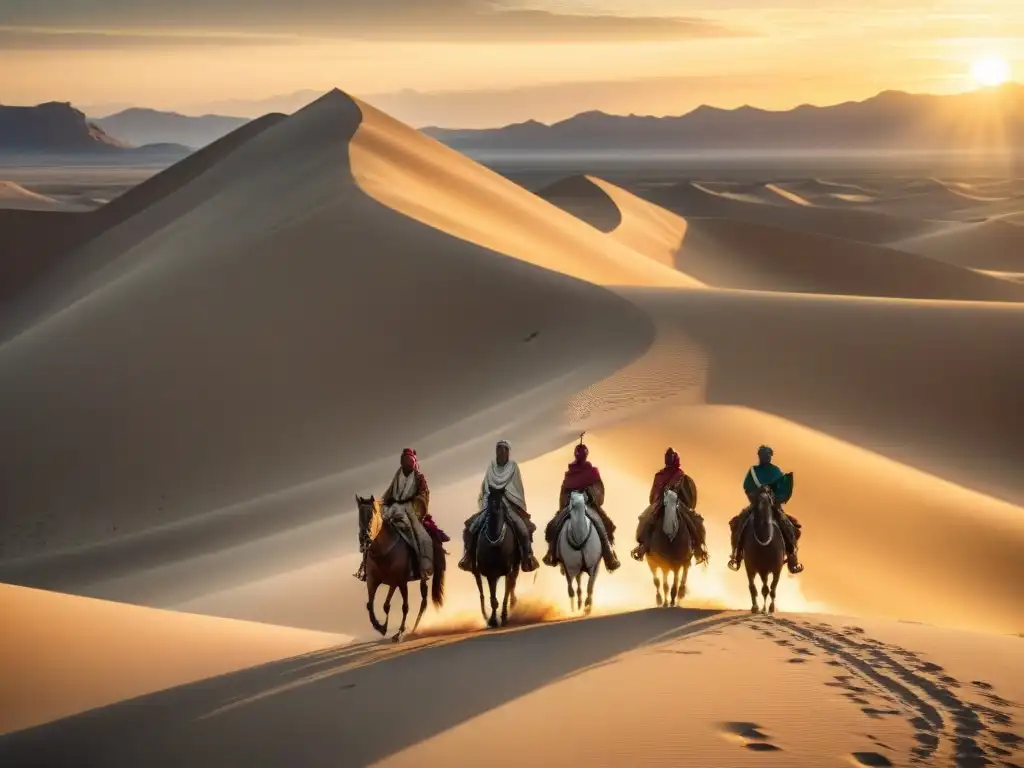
{"left": 401, "top": 448, "right": 420, "bottom": 471}
{"left": 562, "top": 442, "right": 601, "bottom": 491}
{"left": 650, "top": 448, "right": 684, "bottom": 504}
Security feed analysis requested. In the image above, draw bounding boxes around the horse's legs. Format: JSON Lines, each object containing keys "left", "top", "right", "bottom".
{"left": 366, "top": 575, "right": 387, "bottom": 636}
{"left": 565, "top": 571, "right": 576, "bottom": 613}
{"left": 474, "top": 571, "right": 487, "bottom": 625}
{"left": 746, "top": 565, "right": 759, "bottom": 614}
{"left": 768, "top": 568, "right": 781, "bottom": 614}
{"left": 575, "top": 573, "right": 583, "bottom": 611}
{"left": 679, "top": 564, "right": 690, "bottom": 604}
{"left": 508, "top": 567, "right": 519, "bottom": 613}
{"left": 410, "top": 579, "right": 428, "bottom": 634}
{"left": 760, "top": 578, "right": 770, "bottom": 615}
{"left": 502, "top": 568, "right": 519, "bottom": 626}
{"left": 584, "top": 567, "right": 597, "bottom": 615}
{"left": 487, "top": 575, "right": 500, "bottom": 629}
{"left": 669, "top": 568, "right": 679, "bottom": 607}
{"left": 648, "top": 560, "right": 663, "bottom": 607}
{"left": 392, "top": 583, "right": 410, "bottom": 643}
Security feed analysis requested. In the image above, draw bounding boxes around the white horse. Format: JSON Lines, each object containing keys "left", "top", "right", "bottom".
{"left": 557, "top": 490, "right": 603, "bottom": 615}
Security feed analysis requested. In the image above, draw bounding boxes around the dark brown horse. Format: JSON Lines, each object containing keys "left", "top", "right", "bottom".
{"left": 645, "top": 488, "right": 694, "bottom": 607}
{"left": 355, "top": 495, "right": 445, "bottom": 642}
{"left": 473, "top": 487, "right": 520, "bottom": 628}
{"left": 742, "top": 485, "right": 786, "bottom": 614}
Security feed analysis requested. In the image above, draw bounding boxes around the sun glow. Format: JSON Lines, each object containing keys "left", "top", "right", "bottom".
{"left": 970, "top": 55, "right": 1011, "bottom": 88}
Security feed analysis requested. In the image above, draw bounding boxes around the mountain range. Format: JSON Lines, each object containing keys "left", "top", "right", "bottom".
{"left": 0, "top": 102, "right": 191, "bottom": 158}
{"left": 7, "top": 85, "right": 1023, "bottom": 158}
{"left": 422, "top": 84, "right": 1024, "bottom": 152}
{"left": 90, "top": 109, "right": 249, "bottom": 150}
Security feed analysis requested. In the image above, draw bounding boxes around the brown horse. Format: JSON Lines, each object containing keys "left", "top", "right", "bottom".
{"left": 741, "top": 485, "right": 786, "bottom": 614}
{"left": 645, "top": 488, "right": 694, "bottom": 607}
{"left": 473, "top": 487, "right": 520, "bottom": 628}
{"left": 355, "top": 495, "right": 446, "bottom": 642}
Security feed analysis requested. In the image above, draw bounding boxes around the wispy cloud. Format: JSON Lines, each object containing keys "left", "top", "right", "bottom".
{"left": 0, "top": 0, "right": 748, "bottom": 45}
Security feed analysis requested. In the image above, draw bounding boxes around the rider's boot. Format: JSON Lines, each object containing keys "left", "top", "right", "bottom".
{"left": 542, "top": 536, "right": 559, "bottom": 567}
{"left": 779, "top": 515, "right": 804, "bottom": 574}
{"left": 593, "top": 526, "right": 621, "bottom": 572}
{"left": 727, "top": 549, "right": 742, "bottom": 571}
{"left": 457, "top": 528, "right": 474, "bottom": 572}
{"left": 521, "top": 540, "right": 540, "bottom": 572}
{"left": 630, "top": 541, "right": 647, "bottom": 561}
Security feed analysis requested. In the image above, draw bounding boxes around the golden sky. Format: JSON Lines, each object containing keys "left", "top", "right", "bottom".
{"left": 1, "top": 0, "right": 1021, "bottom": 126}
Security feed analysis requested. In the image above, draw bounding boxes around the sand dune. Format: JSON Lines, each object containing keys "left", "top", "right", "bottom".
{"left": 644, "top": 181, "right": 951, "bottom": 244}
{"left": 541, "top": 176, "right": 1024, "bottom": 300}
{"left": 537, "top": 174, "right": 688, "bottom": 269}
{"left": 0, "top": 181, "right": 66, "bottom": 211}
{"left": 0, "top": 609, "right": 1019, "bottom": 767}
{"left": 0, "top": 583, "right": 344, "bottom": 735}
{"left": 894, "top": 218, "right": 1024, "bottom": 272}
{"left": 0, "top": 90, "right": 657, "bottom": 562}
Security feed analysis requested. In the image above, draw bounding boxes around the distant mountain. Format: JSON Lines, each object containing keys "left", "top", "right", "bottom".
{"left": 0, "top": 102, "right": 190, "bottom": 157}
{"left": 92, "top": 108, "right": 250, "bottom": 150}
{"left": 422, "top": 85, "right": 1024, "bottom": 152}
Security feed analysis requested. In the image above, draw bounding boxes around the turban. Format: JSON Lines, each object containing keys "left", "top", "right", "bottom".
{"left": 757, "top": 445, "right": 774, "bottom": 458}
{"left": 401, "top": 448, "right": 420, "bottom": 470}
{"left": 574, "top": 443, "right": 589, "bottom": 463}
{"left": 664, "top": 448, "right": 680, "bottom": 469}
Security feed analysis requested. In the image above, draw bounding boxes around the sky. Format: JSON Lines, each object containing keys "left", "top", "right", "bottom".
{"left": 1, "top": 0, "right": 1022, "bottom": 126}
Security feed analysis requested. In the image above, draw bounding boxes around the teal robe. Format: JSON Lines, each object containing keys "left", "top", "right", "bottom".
{"left": 743, "top": 463, "right": 794, "bottom": 504}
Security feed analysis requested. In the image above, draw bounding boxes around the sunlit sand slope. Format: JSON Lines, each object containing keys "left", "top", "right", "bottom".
{"left": 0, "top": 584, "right": 344, "bottom": 736}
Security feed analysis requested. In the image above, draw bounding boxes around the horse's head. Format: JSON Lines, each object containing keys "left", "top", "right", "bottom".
{"left": 569, "top": 490, "right": 587, "bottom": 515}
{"left": 663, "top": 488, "right": 679, "bottom": 516}
{"left": 755, "top": 485, "right": 775, "bottom": 512}
{"left": 355, "top": 494, "right": 380, "bottom": 541}
{"left": 486, "top": 486, "right": 507, "bottom": 510}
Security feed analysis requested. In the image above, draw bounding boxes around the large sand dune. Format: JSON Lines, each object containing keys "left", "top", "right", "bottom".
{"left": 1, "top": 88, "right": 1021, "bottom": 763}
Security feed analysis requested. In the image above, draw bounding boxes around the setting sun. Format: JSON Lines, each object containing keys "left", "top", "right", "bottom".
{"left": 970, "top": 55, "right": 1011, "bottom": 87}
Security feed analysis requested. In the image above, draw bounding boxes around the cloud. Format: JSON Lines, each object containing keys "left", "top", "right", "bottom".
{"left": 0, "top": 1, "right": 748, "bottom": 45}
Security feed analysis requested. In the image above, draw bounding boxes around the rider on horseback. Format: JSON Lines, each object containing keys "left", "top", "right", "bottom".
{"left": 542, "top": 437, "right": 621, "bottom": 572}
{"left": 355, "top": 448, "right": 449, "bottom": 581}
{"left": 630, "top": 448, "right": 709, "bottom": 564}
{"left": 727, "top": 446, "right": 803, "bottom": 574}
{"left": 458, "top": 440, "right": 540, "bottom": 573}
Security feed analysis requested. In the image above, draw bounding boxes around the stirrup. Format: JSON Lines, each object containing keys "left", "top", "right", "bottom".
{"left": 727, "top": 556, "right": 741, "bottom": 571}
{"left": 630, "top": 546, "right": 645, "bottom": 562}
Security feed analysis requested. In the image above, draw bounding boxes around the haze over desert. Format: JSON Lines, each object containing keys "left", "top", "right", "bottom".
{"left": 1, "top": 4, "right": 1023, "bottom": 763}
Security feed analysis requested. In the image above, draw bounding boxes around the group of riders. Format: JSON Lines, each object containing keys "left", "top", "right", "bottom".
{"left": 354, "top": 440, "right": 804, "bottom": 583}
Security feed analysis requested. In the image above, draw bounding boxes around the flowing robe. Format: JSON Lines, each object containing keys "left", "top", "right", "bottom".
{"left": 636, "top": 467, "right": 695, "bottom": 540}
{"left": 549, "top": 468, "right": 616, "bottom": 544}
{"left": 381, "top": 468, "right": 438, "bottom": 576}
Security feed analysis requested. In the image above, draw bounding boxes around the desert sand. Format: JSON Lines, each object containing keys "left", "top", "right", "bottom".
{"left": 0, "top": 89, "right": 1021, "bottom": 765}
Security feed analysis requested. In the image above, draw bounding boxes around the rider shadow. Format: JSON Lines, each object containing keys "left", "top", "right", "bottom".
{"left": 0, "top": 608, "right": 731, "bottom": 767}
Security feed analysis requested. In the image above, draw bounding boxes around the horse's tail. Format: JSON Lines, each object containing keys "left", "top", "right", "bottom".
{"left": 431, "top": 553, "right": 446, "bottom": 608}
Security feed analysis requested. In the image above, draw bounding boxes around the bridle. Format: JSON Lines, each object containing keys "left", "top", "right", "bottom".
{"left": 752, "top": 488, "right": 777, "bottom": 547}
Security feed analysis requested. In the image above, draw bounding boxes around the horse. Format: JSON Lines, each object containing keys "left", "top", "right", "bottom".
{"left": 556, "top": 490, "right": 603, "bottom": 615}
{"left": 355, "top": 495, "right": 446, "bottom": 642}
{"left": 741, "top": 485, "right": 786, "bottom": 614}
{"left": 644, "top": 489, "right": 694, "bottom": 608}
{"left": 472, "top": 487, "right": 521, "bottom": 628}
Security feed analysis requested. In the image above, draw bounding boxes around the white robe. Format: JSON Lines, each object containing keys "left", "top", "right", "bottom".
{"left": 478, "top": 459, "right": 528, "bottom": 514}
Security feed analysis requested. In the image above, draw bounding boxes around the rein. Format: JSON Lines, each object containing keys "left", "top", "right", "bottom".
{"left": 483, "top": 500, "right": 507, "bottom": 546}
{"left": 752, "top": 495, "right": 776, "bottom": 547}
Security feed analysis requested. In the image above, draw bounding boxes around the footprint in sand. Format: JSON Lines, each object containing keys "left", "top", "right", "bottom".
{"left": 719, "top": 721, "right": 783, "bottom": 752}
{"left": 850, "top": 751, "right": 893, "bottom": 766}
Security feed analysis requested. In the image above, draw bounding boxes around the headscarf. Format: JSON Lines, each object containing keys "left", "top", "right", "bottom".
{"left": 562, "top": 441, "right": 601, "bottom": 491}
{"left": 650, "top": 447, "right": 685, "bottom": 505}
{"left": 757, "top": 445, "right": 774, "bottom": 461}
{"left": 496, "top": 440, "right": 510, "bottom": 452}
{"left": 401, "top": 447, "right": 420, "bottom": 471}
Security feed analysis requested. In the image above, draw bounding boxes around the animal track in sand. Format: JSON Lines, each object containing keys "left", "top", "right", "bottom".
{"left": 718, "top": 721, "right": 782, "bottom": 752}
{"left": 768, "top": 618, "right": 1022, "bottom": 768}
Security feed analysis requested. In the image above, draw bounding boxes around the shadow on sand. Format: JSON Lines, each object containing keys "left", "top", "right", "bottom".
{"left": 0, "top": 608, "right": 735, "bottom": 767}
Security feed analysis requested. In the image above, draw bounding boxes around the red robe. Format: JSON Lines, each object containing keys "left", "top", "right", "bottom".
{"left": 382, "top": 469, "right": 449, "bottom": 543}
